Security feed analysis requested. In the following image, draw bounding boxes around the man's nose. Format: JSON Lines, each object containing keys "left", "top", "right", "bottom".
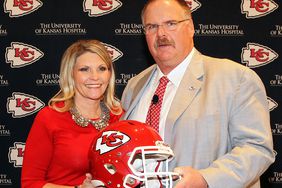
{"left": 156, "top": 25, "right": 167, "bottom": 36}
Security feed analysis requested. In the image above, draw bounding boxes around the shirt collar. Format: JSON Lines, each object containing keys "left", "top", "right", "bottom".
{"left": 156, "top": 47, "right": 195, "bottom": 87}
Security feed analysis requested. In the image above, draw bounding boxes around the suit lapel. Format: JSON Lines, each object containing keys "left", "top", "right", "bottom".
{"left": 164, "top": 50, "right": 204, "bottom": 144}
{"left": 131, "top": 74, "right": 151, "bottom": 103}
{"left": 123, "top": 66, "right": 157, "bottom": 119}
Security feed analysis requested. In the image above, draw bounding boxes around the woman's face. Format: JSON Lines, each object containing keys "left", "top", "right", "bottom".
{"left": 72, "top": 51, "right": 111, "bottom": 104}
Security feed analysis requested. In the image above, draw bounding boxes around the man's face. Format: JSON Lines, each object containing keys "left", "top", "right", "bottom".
{"left": 143, "top": 0, "right": 194, "bottom": 74}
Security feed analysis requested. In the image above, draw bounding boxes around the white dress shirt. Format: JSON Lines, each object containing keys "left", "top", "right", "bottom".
{"left": 129, "top": 48, "right": 195, "bottom": 139}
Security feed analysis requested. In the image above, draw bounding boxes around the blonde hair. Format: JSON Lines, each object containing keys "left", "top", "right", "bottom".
{"left": 48, "top": 39, "right": 122, "bottom": 115}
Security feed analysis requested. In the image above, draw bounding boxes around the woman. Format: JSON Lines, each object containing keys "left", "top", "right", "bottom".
{"left": 21, "top": 39, "right": 123, "bottom": 188}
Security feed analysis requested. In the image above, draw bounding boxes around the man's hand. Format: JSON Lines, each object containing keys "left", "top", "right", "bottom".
{"left": 80, "top": 173, "right": 95, "bottom": 188}
{"left": 174, "top": 167, "right": 208, "bottom": 188}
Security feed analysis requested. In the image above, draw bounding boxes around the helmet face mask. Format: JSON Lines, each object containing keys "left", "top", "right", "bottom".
{"left": 89, "top": 120, "right": 181, "bottom": 188}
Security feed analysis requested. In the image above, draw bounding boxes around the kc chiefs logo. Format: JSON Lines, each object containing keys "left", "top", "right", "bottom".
{"left": 7, "top": 92, "right": 45, "bottom": 118}
{"left": 268, "top": 97, "right": 278, "bottom": 111}
{"left": 8, "top": 142, "right": 25, "bottom": 167}
{"left": 4, "top": 0, "right": 43, "bottom": 17}
{"left": 241, "top": 43, "right": 278, "bottom": 68}
{"left": 102, "top": 43, "right": 123, "bottom": 62}
{"left": 184, "top": 0, "right": 202, "bottom": 12}
{"left": 241, "top": 0, "right": 278, "bottom": 19}
{"left": 83, "top": 0, "right": 122, "bottom": 17}
{"left": 6, "top": 42, "right": 44, "bottom": 68}
{"left": 96, "top": 131, "right": 130, "bottom": 154}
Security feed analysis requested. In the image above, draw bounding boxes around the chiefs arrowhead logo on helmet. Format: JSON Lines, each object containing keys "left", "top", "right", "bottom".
{"left": 89, "top": 120, "right": 181, "bottom": 188}
{"left": 83, "top": 0, "right": 122, "bottom": 17}
{"left": 4, "top": 0, "right": 43, "bottom": 18}
{"left": 96, "top": 131, "right": 130, "bottom": 154}
{"left": 241, "top": 0, "right": 278, "bottom": 19}
{"left": 5, "top": 42, "right": 44, "bottom": 68}
{"left": 7, "top": 92, "right": 45, "bottom": 118}
{"left": 241, "top": 43, "right": 278, "bottom": 68}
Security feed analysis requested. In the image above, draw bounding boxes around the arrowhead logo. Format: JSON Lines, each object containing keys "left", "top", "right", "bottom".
{"left": 185, "top": 0, "right": 202, "bottom": 12}
{"left": 96, "top": 131, "right": 130, "bottom": 154}
{"left": 83, "top": 0, "right": 122, "bottom": 17}
{"left": 4, "top": 0, "right": 43, "bottom": 18}
{"left": 8, "top": 142, "right": 25, "bottom": 167}
{"left": 6, "top": 42, "right": 44, "bottom": 68}
{"left": 7, "top": 92, "right": 45, "bottom": 118}
{"left": 241, "top": 43, "right": 278, "bottom": 68}
{"left": 241, "top": 0, "right": 278, "bottom": 19}
{"left": 102, "top": 43, "right": 123, "bottom": 62}
{"left": 267, "top": 97, "right": 278, "bottom": 111}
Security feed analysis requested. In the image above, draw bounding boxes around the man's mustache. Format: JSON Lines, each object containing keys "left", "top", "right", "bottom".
{"left": 155, "top": 37, "right": 175, "bottom": 48}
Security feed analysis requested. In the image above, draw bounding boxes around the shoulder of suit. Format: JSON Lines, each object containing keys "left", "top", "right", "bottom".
{"left": 131, "top": 64, "right": 156, "bottom": 80}
{"left": 195, "top": 53, "right": 262, "bottom": 85}
{"left": 201, "top": 54, "right": 252, "bottom": 74}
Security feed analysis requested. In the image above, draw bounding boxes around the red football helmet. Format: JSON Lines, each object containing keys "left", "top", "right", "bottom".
{"left": 89, "top": 120, "right": 180, "bottom": 188}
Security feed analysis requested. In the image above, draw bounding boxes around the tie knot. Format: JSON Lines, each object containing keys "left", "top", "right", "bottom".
{"left": 159, "top": 76, "right": 169, "bottom": 85}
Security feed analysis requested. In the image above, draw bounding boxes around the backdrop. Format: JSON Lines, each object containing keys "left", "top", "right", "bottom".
{"left": 1, "top": 0, "right": 281, "bottom": 187}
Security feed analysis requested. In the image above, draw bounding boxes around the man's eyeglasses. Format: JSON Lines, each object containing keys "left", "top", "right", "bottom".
{"left": 143, "top": 19, "right": 190, "bottom": 35}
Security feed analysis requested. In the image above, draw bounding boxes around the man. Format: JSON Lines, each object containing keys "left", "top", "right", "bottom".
{"left": 121, "top": 0, "right": 275, "bottom": 188}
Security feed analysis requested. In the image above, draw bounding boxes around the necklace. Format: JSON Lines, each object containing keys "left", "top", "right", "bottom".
{"left": 70, "top": 102, "right": 110, "bottom": 130}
